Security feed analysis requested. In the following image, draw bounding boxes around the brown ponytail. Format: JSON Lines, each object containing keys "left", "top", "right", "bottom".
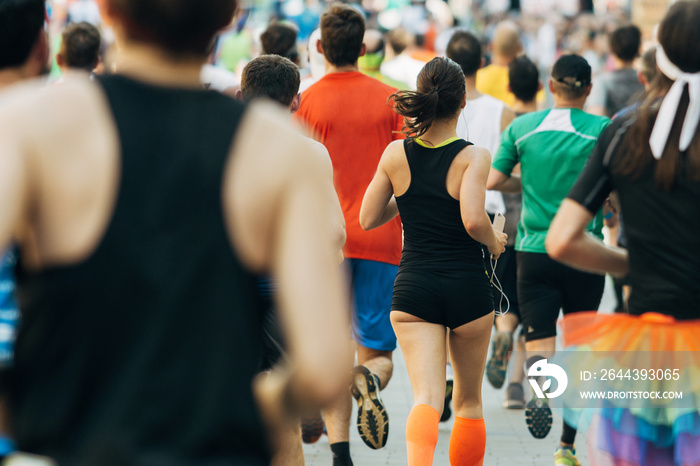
{"left": 389, "top": 57, "right": 465, "bottom": 139}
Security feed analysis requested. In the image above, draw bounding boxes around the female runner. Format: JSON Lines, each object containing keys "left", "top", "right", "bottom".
{"left": 360, "top": 57, "right": 507, "bottom": 465}
{"left": 546, "top": 2, "right": 700, "bottom": 464}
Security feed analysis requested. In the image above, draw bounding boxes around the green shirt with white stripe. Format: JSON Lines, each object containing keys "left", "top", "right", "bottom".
{"left": 492, "top": 107, "right": 610, "bottom": 254}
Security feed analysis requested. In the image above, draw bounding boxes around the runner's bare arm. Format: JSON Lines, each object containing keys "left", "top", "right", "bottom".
{"left": 359, "top": 145, "right": 399, "bottom": 231}
{"left": 0, "top": 101, "right": 30, "bottom": 260}
{"left": 547, "top": 198, "right": 628, "bottom": 277}
{"left": 0, "top": 90, "right": 33, "bottom": 435}
{"left": 226, "top": 104, "right": 352, "bottom": 408}
{"left": 461, "top": 147, "right": 507, "bottom": 258}
{"left": 486, "top": 168, "right": 521, "bottom": 193}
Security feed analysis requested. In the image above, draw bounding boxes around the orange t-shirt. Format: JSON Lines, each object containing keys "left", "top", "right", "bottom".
{"left": 294, "top": 71, "right": 404, "bottom": 265}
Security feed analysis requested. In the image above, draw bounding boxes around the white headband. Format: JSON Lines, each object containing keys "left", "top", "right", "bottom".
{"left": 649, "top": 46, "right": 700, "bottom": 159}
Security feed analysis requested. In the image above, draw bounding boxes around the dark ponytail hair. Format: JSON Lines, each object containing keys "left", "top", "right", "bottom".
{"left": 389, "top": 57, "right": 465, "bottom": 139}
{"left": 613, "top": 1, "right": 700, "bottom": 191}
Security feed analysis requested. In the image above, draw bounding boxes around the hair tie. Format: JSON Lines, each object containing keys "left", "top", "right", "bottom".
{"left": 649, "top": 46, "right": 700, "bottom": 159}
{"left": 430, "top": 87, "right": 438, "bottom": 94}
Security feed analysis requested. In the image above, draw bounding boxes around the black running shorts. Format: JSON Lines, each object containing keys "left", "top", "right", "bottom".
{"left": 517, "top": 251, "right": 604, "bottom": 342}
{"left": 391, "top": 264, "right": 494, "bottom": 329}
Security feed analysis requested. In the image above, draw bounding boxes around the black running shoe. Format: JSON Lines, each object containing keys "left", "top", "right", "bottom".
{"left": 350, "top": 366, "right": 389, "bottom": 449}
{"left": 486, "top": 331, "right": 512, "bottom": 389}
{"left": 525, "top": 397, "right": 552, "bottom": 439}
{"left": 301, "top": 412, "right": 324, "bottom": 444}
{"left": 441, "top": 379, "right": 453, "bottom": 422}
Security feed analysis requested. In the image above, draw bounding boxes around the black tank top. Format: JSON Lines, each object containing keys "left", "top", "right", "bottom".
{"left": 8, "top": 75, "right": 270, "bottom": 465}
{"left": 396, "top": 138, "right": 484, "bottom": 269}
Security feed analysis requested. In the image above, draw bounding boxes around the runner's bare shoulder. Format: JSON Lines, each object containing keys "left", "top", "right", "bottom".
{"left": 0, "top": 75, "right": 104, "bottom": 131}
{"left": 0, "top": 75, "right": 113, "bottom": 166}
{"left": 379, "top": 139, "right": 408, "bottom": 168}
{"left": 224, "top": 100, "right": 333, "bottom": 271}
{"left": 461, "top": 144, "right": 491, "bottom": 165}
{"left": 231, "top": 100, "right": 331, "bottom": 193}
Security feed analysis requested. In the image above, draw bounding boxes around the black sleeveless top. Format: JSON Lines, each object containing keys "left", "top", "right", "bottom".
{"left": 396, "top": 138, "right": 484, "bottom": 270}
{"left": 7, "top": 75, "right": 270, "bottom": 465}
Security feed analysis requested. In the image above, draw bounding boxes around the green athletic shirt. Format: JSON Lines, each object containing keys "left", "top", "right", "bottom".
{"left": 492, "top": 107, "right": 610, "bottom": 253}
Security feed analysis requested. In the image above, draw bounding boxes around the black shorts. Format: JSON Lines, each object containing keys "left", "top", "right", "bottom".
{"left": 391, "top": 264, "right": 494, "bottom": 329}
{"left": 258, "top": 278, "right": 286, "bottom": 371}
{"left": 517, "top": 251, "right": 604, "bottom": 342}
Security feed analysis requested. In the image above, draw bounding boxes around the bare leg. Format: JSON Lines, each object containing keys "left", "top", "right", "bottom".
{"left": 324, "top": 339, "right": 356, "bottom": 445}
{"left": 449, "top": 312, "right": 494, "bottom": 419}
{"left": 270, "top": 422, "right": 304, "bottom": 466}
{"left": 357, "top": 345, "right": 393, "bottom": 390}
{"left": 494, "top": 312, "right": 519, "bottom": 334}
{"left": 390, "top": 311, "right": 446, "bottom": 412}
{"left": 391, "top": 311, "right": 447, "bottom": 466}
{"left": 445, "top": 334, "right": 450, "bottom": 365}
{"left": 323, "top": 392, "right": 352, "bottom": 444}
{"left": 525, "top": 337, "right": 555, "bottom": 360}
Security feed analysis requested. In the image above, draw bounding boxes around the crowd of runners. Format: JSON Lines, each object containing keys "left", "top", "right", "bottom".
{"left": 0, "top": 0, "right": 699, "bottom": 465}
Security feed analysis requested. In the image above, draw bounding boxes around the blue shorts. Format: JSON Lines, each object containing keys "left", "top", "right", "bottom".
{"left": 347, "top": 259, "right": 398, "bottom": 352}
{"left": 0, "top": 248, "right": 18, "bottom": 369}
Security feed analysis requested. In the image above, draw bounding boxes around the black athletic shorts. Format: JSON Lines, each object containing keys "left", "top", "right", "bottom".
{"left": 391, "top": 263, "right": 494, "bottom": 329}
{"left": 258, "top": 278, "right": 286, "bottom": 371}
{"left": 517, "top": 251, "right": 604, "bottom": 342}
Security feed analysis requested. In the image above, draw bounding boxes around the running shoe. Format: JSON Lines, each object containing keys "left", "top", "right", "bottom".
{"left": 486, "top": 331, "right": 512, "bottom": 389}
{"left": 301, "top": 412, "right": 324, "bottom": 444}
{"left": 350, "top": 366, "right": 389, "bottom": 449}
{"left": 503, "top": 382, "right": 526, "bottom": 409}
{"left": 554, "top": 446, "right": 581, "bottom": 466}
{"left": 441, "top": 379, "right": 453, "bottom": 422}
{"left": 525, "top": 396, "right": 553, "bottom": 439}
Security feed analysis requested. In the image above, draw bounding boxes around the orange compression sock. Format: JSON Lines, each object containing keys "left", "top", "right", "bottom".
{"left": 406, "top": 404, "right": 441, "bottom": 466}
{"left": 449, "top": 417, "right": 486, "bottom": 466}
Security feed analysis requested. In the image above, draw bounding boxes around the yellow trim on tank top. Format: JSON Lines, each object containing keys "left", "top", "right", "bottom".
{"left": 414, "top": 136, "right": 461, "bottom": 149}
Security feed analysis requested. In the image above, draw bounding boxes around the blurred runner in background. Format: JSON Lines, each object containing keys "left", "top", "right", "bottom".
{"left": 0, "top": 0, "right": 351, "bottom": 464}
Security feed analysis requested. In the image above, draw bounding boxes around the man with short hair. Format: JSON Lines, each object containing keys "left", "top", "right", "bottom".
{"left": 56, "top": 21, "right": 101, "bottom": 75}
{"left": 295, "top": 4, "right": 404, "bottom": 464}
{"left": 587, "top": 24, "right": 643, "bottom": 117}
{"left": 260, "top": 22, "right": 299, "bottom": 65}
{"left": 475, "top": 20, "right": 522, "bottom": 106}
{"left": 488, "top": 55, "right": 610, "bottom": 466}
{"left": 240, "top": 54, "right": 301, "bottom": 110}
{"left": 613, "top": 45, "right": 657, "bottom": 120}
{"left": 0, "top": 0, "right": 50, "bottom": 457}
{"left": 508, "top": 56, "right": 541, "bottom": 116}
{"left": 238, "top": 54, "right": 345, "bottom": 466}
